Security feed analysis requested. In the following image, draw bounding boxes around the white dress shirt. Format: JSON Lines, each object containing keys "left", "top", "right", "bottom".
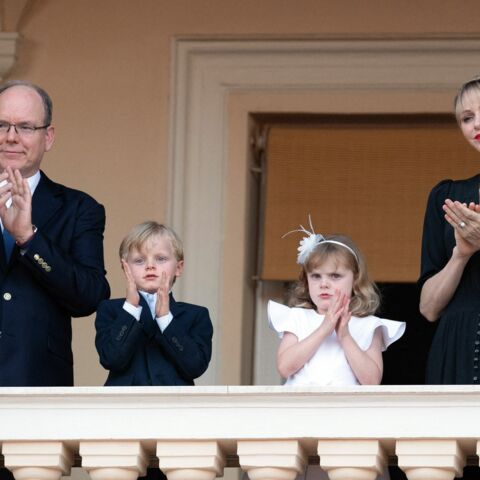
{"left": 123, "top": 290, "right": 173, "bottom": 333}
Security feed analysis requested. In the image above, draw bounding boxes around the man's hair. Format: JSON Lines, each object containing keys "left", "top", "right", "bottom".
{"left": 119, "top": 221, "right": 184, "bottom": 262}
{"left": 0, "top": 80, "right": 53, "bottom": 125}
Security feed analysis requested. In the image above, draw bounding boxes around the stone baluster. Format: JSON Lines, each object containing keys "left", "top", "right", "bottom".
{"left": 237, "top": 440, "right": 306, "bottom": 480}
{"left": 317, "top": 439, "right": 387, "bottom": 480}
{"left": 396, "top": 440, "right": 465, "bottom": 480}
{"left": 2, "top": 441, "right": 73, "bottom": 480}
{"left": 80, "top": 441, "right": 149, "bottom": 480}
{"left": 156, "top": 440, "right": 226, "bottom": 480}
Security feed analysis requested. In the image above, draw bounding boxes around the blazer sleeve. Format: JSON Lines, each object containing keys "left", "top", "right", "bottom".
{"left": 151, "top": 306, "right": 213, "bottom": 381}
{"left": 95, "top": 299, "right": 146, "bottom": 372}
{"left": 19, "top": 196, "right": 110, "bottom": 317}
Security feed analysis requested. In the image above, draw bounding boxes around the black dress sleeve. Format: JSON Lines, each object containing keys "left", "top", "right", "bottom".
{"left": 418, "top": 179, "right": 452, "bottom": 289}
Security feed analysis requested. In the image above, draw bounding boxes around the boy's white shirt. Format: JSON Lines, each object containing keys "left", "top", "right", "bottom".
{"left": 123, "top": 291, "right": 173, "bottom": 333}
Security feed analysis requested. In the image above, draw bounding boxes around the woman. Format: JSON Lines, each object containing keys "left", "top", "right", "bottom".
{"left": 420, "top": 75, "right": 480, "bottom": 384}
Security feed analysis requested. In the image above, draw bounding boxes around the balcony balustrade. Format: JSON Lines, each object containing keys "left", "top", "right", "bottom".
{"left": 0, "top": 386, "right": 479, "bottom": 480}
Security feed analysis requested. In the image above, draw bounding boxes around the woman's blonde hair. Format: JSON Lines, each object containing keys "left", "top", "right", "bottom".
{"left": 454, "top": 75, "right": 480, "bottom": 122}
{"left": 288, "top": 234, "right": 380, "bottom": 317}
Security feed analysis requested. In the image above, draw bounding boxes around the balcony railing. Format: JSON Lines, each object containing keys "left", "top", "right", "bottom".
{"left": 0, "top": 386, "right": 478, "bottom": 480}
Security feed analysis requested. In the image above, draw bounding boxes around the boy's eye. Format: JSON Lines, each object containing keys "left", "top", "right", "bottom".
{"left": 133, "top": 258, "right": 144, "bottom": 265}
{"left": 156, "top": 256, "right": 168, "bottom": 263}
{"left": 310, "top": 273, "right": 320, "bottom": 279}
{"left": 331, "top": 273, "right": 341, "bottom": 279}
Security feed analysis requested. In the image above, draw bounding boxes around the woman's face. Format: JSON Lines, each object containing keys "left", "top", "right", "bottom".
{"left": 458, "top": 89, "right": 480, "bottom": 153}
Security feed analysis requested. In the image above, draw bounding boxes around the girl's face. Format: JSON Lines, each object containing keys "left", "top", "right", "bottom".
{"left": 458, "top": 90, "right": 480, "bottom": 153}
{"left": 306, "top": 256, "right": 354, "bottom": 314}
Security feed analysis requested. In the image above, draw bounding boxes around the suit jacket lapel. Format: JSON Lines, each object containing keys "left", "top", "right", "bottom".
{"left": 169, "top": 294, "right": 186, "bottom": 318}
{"left": 31, "top": 171, "right": 63, "bottom": 230}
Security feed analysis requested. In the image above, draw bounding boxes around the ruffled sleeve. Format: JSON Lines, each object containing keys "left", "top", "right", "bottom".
{"left": 268, "top": 301, "right": 298, "bottom": 338}
{"left": 349, "top": 316, "right": 406, "bottom": 352}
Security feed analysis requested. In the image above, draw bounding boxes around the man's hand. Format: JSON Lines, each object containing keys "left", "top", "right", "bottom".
{"left": 0, "top": 167, "right": 35, "bottom": 244}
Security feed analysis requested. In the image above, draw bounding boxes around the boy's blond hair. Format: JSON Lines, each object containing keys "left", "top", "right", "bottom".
{"left": 119, "top": 221, "right": 184, "bottom": 262}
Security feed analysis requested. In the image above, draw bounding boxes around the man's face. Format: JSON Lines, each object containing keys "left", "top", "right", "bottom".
{"left": 0, "top": 86, "right": 54, "bottom": 177}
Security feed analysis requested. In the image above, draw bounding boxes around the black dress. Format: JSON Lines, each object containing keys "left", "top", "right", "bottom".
{"left": 420, "top": 174, "right": 480, "bottom": 384}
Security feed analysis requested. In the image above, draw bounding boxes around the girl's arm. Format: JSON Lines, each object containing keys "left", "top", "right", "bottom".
{"left": 337, "top": 327, "right": 383, "bottom": 385}
{"left": 276, "top": 292, "right": 348, "bottom": 379}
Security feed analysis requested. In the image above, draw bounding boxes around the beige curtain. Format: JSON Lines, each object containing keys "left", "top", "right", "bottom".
{"left": 260, "top": 117, "right": 479, "bottom": 282}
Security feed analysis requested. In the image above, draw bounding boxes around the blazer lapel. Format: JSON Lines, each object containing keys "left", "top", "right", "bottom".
{"left": 169, "top": 294, "right": 186, "bottom": 318}
{"left": 31, "top": 171, "right": 64, "bottom": 230}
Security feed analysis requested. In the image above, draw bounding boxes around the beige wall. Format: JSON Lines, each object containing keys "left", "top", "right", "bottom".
{"left": 3, "top": 0, "right": 479, "bottom": 385}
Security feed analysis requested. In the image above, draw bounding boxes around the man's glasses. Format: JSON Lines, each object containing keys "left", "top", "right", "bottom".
{"left": 0, "top": 122, "right": 50, "bottom": 137}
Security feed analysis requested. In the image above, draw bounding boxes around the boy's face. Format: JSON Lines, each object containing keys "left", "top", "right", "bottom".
{"left": 125, "top": 234, "right": 184, "bottom": 294}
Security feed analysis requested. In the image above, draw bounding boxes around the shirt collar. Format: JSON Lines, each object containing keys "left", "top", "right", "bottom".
{"left": 26, "top": 170, "right": 41, "bottom": 196}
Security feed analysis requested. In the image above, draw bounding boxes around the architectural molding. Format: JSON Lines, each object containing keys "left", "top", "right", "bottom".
{"left": 169, "top": 37, "right": 480, "bottom": 384}
{"left": 0, "top": 32, "right": 18, "bottom": 79}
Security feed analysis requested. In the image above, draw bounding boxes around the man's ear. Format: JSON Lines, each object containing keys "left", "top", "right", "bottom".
{"left": 44, "top": 125, "right": 55, "bottom": 152}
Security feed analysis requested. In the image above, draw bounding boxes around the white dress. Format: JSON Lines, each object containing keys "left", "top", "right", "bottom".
{"left": 268, "top": 300, "right": 406, "bottom": 386}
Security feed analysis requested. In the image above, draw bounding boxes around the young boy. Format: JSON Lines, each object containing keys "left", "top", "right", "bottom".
{"left": 95, "top": 221, "right": 213, "bottom": 386}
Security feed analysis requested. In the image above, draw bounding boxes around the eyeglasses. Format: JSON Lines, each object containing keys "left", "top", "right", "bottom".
{"left": 0, "top": 122, "right": 50, "bottom": 137}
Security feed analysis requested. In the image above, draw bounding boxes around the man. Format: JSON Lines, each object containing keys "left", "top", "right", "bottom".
{"left": 0, "top": 80, "right": 110, "bottom": 386}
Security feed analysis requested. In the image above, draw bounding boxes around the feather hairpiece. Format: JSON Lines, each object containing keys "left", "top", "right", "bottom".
{"left": 282, "top": 215, "right": 359, "bottom": 265}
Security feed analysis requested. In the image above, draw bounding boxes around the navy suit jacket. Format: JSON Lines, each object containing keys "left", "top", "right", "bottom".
{"left": 95, "top": 294, "right": 213, "bottom": 386}
{"left": 0, "top": 171, "right": 110, "bottom": 386}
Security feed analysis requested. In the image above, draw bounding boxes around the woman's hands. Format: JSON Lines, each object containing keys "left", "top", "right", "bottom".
{"left": 443, "top": 199, "right": 480, "bottom": 258}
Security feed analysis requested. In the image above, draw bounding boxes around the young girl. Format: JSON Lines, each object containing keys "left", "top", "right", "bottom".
{"left": 269, "top": 223, "right": 405, "bottom": 386}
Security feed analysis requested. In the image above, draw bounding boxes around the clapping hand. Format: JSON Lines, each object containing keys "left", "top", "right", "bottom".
{"left": 0, "top": 167, "right": 35, "bottom": 244}
{"left": 323, "top": 289, "right": 351, "bottom": 337}
{"left": 122, "top": 259, "right": 140, "bottom": 307}
{"left": 334, "top": 293, "right": 352, "bottom": 341}
{"left": 443, "top": 199, "right": 480, "bottom": 257}
{"left": 155, "top": 271, "right": 170, "bottom": 318}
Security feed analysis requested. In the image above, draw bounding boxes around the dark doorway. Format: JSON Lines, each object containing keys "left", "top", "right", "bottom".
{"left": 376, "top": 283, "right": 436, "bottom": 385}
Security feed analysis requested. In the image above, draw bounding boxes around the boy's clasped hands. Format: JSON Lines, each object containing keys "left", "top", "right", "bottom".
{"left": 122, "top": 259, "right": 170, "bottom": 317}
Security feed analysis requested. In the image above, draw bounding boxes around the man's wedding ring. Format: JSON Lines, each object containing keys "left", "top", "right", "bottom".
{"left": 460, "top": 221, "right": 466, "bottom": 229}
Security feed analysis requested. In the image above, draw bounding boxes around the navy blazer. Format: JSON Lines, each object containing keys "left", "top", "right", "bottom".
{"left": 95, "top": 294, "right": 213, "bottom": 386}
{"left": 0, "top": 171, "right": 110, "bottom": 386}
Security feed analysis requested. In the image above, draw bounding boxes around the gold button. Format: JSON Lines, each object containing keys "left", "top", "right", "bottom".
{"left": 45, "top": 266, "right": 51, "bottom": 272}
{"left": 3, "top": 292, "right": 12, "bottom": 301}
{"left": 33, "top": 254, "right": 40, "bottom": 261}
{"left": 38, "top": 257, "right": 44, "bottom": 263}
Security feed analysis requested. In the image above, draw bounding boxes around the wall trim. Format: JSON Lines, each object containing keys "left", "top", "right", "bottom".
{"left": 169, "top": 37, "right": 480, "bottom": 384}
